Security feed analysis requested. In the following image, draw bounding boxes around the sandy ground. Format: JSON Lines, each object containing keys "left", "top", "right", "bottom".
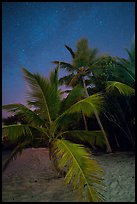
{"left": 2, "top": 148, "right": 135, "bottom": 202}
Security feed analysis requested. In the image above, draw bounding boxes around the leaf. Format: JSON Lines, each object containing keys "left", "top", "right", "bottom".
{"left": 2, "top": 124, "right": 32, "bottom": 141}
{"left": 106, "top": 81, "right": 135, "bottom": 95}
{"left": 68, "top": 72, "right": 82, "bottom": 86}
{"left": 65, "top": 44, "right": 75, "bottom": 59}
{"left": 52, "top": 61, "right": 76, "bottom": 72}
{"left": 22, "top": 68, "right": 61, "bottom": 122}
{"left": 2, "top": 104, "right": 45, "bottom": 127}
{"left": 61, "top": 85, "right": 85, "bottom": 112}
{"left": 50, "top": 65, "right": 59, "bottom": 91}
{"left": 51, "top": 139, "right": 105, "bottom": 202}
{"left": 59, "top": 74, "right": 75, "bottom": 86}
{"left": 66, "top": 93, "right": 104, "bottom": 117}
{"left": 55, "top": 93, "right": 104, "bottom": 129}
{"left": 2, "top": 140, "right": 31, "bottom": 172}
{"left": 60, "top": 130, "right": 106, "bottom": 148}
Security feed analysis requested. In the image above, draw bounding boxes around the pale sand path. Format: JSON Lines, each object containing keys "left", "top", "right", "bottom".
{"left": 2, "top": 148, "right": 135, "bottom": 202}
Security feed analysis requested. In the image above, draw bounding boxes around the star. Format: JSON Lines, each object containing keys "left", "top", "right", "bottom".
{"left": 16, "top": 23, "right": 20, "bottom": 27}
{"left": 99, "top": 20, "right": 103, "bottom": 25}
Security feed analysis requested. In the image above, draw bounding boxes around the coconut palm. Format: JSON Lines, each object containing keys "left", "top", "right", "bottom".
{"left": 53, "top": 38, "right": 99, "bottom": 88}
{"left": 53, "top": 38, "right": 112, "bottom": 153}
{"left": 104, "top": 38, "right": 135, "bottom": 150}
{"left": 83, "top": 50, "right": 135, "bottom": 150}
{"left": 2, "top": 67, "right": 106, "bottom": 202}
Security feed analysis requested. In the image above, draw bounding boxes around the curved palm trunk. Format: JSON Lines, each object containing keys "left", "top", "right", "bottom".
{"left": 82, "top": 111, "right": 88, "bottom": 130}
{"left": 82, "top": 77, "right": 112, "bottom": 153}
{"left": 82, "top": 111, "right": 96, "bottom": 150}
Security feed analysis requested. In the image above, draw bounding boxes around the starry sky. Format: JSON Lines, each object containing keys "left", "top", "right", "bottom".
{"left": 2, "top": 2, "right": 135, "bottom": 117}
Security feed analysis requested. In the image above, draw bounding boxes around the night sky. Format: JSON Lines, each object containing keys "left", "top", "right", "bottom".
{"left": 2, "top": 2, "right": 135, "bottom": 117}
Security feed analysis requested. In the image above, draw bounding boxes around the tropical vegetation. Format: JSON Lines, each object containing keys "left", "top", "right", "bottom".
{"left": 2, "top": 66, "right": 106, "bottom": 202}
{"left": 2, "top": 37, "right": 135, "bottom": 202}
{"left": 53, "top": 38, "right": 112, "bottom": 153}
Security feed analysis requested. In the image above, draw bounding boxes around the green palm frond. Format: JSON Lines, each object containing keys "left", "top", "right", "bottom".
{"left": 125, "top": 48, "right": 135, "bottom": 64}
{"left": 89, "top": 48, "right": 99, "bottom": 62}
{"left": 65, "top": 44, "right": 75, "bottom": 59}
{"left": 73, "top": 39, "right": 99, "bottom": 68}
{"left": 50, "top": 65, "right": 60, "bottom": 91}
{"left": 59, "top": 74, "right": 75, "bottom": 85}
{"left": 61, "top": 85, "right": 85, "bottom": 112}
{"left": 51, "top": 139, "right": 105, "bottom": 202}
{"left": 106, "top": 81, "right": 135, "bottom": 95}
{"left": 115, "top": 38, "right": 135, "bottom": 85}
{"left": 60, "top": 130, "right": 106, "bottom": 148}
{"left": 52, "top": 61, "right": 76, "bottom": 72}
{"left": 66, "top": 93, "right": 104, "bottom": 117}
{"left": 116, "top": 57, "right": 135, "bottom": 81}
{"left": 22, "top": 68, "right": 61, "bottom": 122}
{"left": 2, "top": 140, "right": 31, "bottom": 172}
{"left": 68, "top": 72, "right": 81, "bottom": 86}
{"left": 2, "top": 104, "right": 45, "bottom": 127}
{"left": 2, "top": 124, "right": 32, "bottom": 141}
{"left": 55, "top": 93, "right": 104, "bottom": 129}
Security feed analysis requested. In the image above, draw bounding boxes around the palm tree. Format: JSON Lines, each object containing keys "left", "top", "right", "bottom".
{"left": 115, "top": 36, "right": 135, "bottom": 88}
{"left": 2, "top": 67, "right": 106, "bottom": 202}
{"left": 84, "top": 51, "right": 135, "bottom": 150}
{"left": 104, "top": 38, "right": 135, "bottom": 150}
{"left": 53, "top": 38, "right": 112, "bottom": 153}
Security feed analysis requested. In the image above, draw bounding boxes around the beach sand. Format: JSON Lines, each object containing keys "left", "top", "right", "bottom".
{"left": 2, "top": 148, "right": 135, "bottom": 202}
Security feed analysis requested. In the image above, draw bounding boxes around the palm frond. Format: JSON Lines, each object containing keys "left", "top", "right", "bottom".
{"left": 2, "top": 104, "right": 45, "bottom": 127}
{"left": 116, "top": 57, "right": 135, "bottom": 80}
{"left": 61, "top": 85, "right": 85, "bottom": 112}
{"left": 106, "top": 81, "right": 135, "bottom": 95}
{"left": 65, "top": 44, "right": 75, "bottom": 58}
{"left": 55, "top": 93, "right": 104, "bottom": 129}
{"left": 50, "top": 65, "right": 59, "bottom": 90}
{"left": 22, "top": 68, "right": 61, "bottom": 122}
{"left": 125, "top": 48, "right": 134, "bottom": 63}
{"left": 2, "top": 124, "right": 32, "bottom": 141}
{"left": 60, "top": 130, "right": 106, "bottom": 148}
{"left": 2, "top": 140, "right": 31, "bottom": 172}
{"left": 68, "top": 72, "right": 81, "bottom": 86}
{"left": 52, "top": 61, "right": 76, "bottom": 72}
{"left": 59, "top": 74, "right": 75, "bottom": 86}
{"left": 51, "top": 139, "right": 105, "bottom": 202}
{"left": 66, "top": 93, "right": 104, "bottom": 117}
{"left": 89, "top": 48, "right": 99, "bottom": 62}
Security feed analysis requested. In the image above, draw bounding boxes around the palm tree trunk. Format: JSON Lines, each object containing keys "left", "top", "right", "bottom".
{"left": 82, "top": 111, "right": 96, "bottom": 150}
{"left": 114, "top": 134, "right": 120, "bottom": 148}
{"left": 94, "top": 110, "right": 112, "bottom": 153}
{"left": 82, "top": 77, "right": 112, "bottom": 153}
{"left": 82, "top": 111, "right": 88, "bottom": 130}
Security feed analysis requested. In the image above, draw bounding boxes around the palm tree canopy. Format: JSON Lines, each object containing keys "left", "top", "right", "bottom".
{"left": 2, "top": 67, "right": 105, "bottom": 202}
{"left": 52, "top": 38, "right": 100, "bottom": 87}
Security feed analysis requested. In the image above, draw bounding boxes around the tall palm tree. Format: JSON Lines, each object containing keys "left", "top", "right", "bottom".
{"left": 2, "top": 67, "right": 106, "bottom": 202}
{"left": 53, "top": 38, "right": 112, "bottom": 153}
